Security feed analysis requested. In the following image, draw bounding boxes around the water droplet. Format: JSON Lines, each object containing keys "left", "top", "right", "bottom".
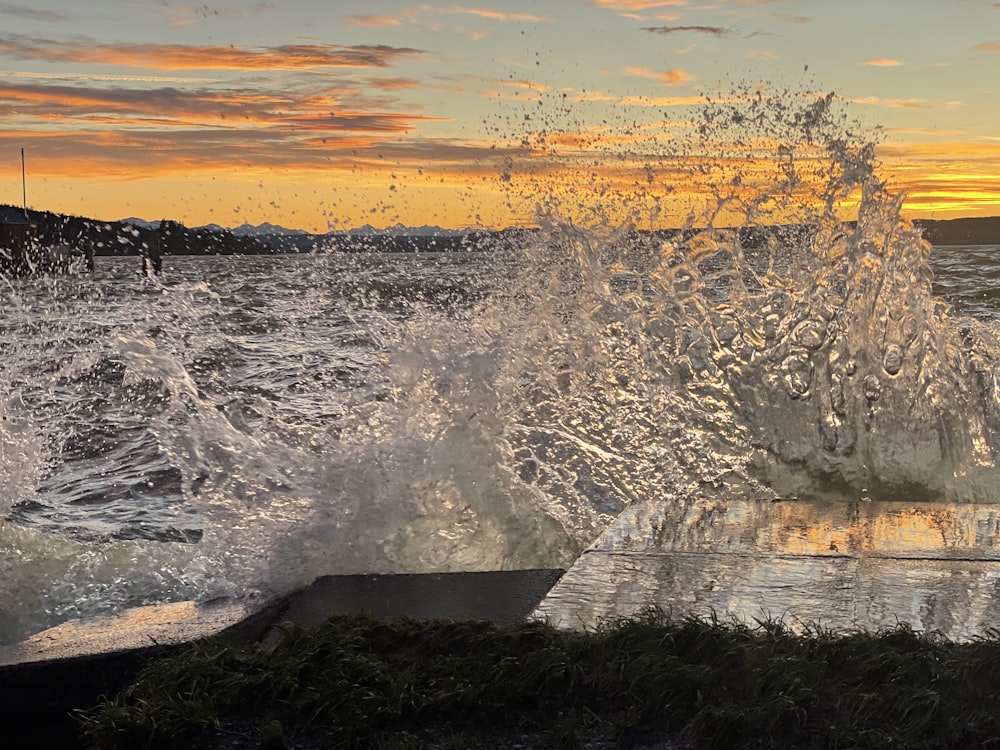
{"left": 782, "top": 354, "right": 813, "bottom": 398}
{"left": 792, "top": 320, "right": 824, "bottom": 350}
{"left": 863, "top": 374, "right": 881, "bottom": 402}
{"left": 882, "top": 344, "right": 903, "bottom": 375}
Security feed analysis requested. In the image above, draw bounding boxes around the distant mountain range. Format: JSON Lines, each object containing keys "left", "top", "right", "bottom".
{"left": 117, "top": 214, "right": 1000, "bottom": 248}
{"left": 4, "top": 205, "right": 1000, "bottom": 258}
{"left": 195, "top": 221, "right": 465, "bottom": 239}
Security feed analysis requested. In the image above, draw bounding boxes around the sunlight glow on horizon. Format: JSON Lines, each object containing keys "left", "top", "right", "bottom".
{"left": 0, "top": 1, "right": 996, "bottom": 231}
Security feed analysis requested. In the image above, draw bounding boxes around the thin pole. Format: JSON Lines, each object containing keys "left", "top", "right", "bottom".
{"left": 21, "top": 148, "right": 26, "bottom": 215}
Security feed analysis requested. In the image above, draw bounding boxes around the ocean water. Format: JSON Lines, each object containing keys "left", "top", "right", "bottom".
{"left": 0, "top": 239, "right": 997, "bottom": 645}
{"left": 5, "top": 91, "right": 1000, "bottom": 645}
{"left": 0, "top": 251, "right": 579, "bottom": 644}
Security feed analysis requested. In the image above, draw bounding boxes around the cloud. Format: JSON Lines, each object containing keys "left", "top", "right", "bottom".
{"left": 0, "top": 36, "right": 427, "bottom": 70}
{"left": 975, "top": 41, "right": 1000, "bottom": 52}
{"left": 435, "top": 7, "right": 552, "bottom": 23}
{"left": 348, "top": 14, "right": 401, "bottom": 27}
{"left": 0, "top": 75, "right": 458, "bottom": 185}
{"left": 619, "top": 94, "right": 705, "bottom": 106}
{"left": 477, "top": 78, "right": 550, "bottom": 100}
{"left": 875, "top": 140, "right": 1000, "bottom": 215}
{"left": 887, "top": 127, "right": 966, "bottom": 137}
{"left": 747, "top": 49, "right": 777, "bottom": 60}
{"left": 0, "top": 70, "right": 219, "bottom": 84}
{"left": 0, "top": 80, "right": 437, "bottom": 133}
{"left": 0, "top": 2, "right": 71, "bottom": 22}
{"left": 496, "top": 79, "right": 549, "bottom": 92}
{"left": 770, "top": 14, "right": 812, "bottom": 23}
{"left": 362, "top": 76, "right": 431, "bottom": 91}
{"left": 852, "top": 96, "right": 964, "bottom": 110}
{"left": 560, "top": 88, "right": 619, "bottom": 103}
{"left": 593, "top": 1, "right": 688, "bottom": 9}
{"left": 863, "top": 58, "right": 903, "bottom": 67}
{"left": 623, "top": 65, "right": 694, "bottom": 85}
{"left": 642, "top": 25, "right": 735, "bottom": 37}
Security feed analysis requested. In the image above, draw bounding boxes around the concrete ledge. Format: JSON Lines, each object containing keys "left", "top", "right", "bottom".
{"left": 0, "top": 598, "right": 276, "bottom": 669}
{"left": 535, "top": 497, "right": 1000, "bottom": 639}
{"left": 271, "top": 568, "right": 567, "bottom": 632}
{"left": 0, "top": 568, "right": 564, "bottom": 747}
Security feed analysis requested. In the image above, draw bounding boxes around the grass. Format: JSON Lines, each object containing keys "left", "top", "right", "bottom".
{"left": 78, "top": 608, "right": 1000, "bottom": 749}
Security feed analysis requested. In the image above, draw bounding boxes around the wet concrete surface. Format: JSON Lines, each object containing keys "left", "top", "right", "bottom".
{"left": 0, "top": 569, "right": 564, "bottom": 748}
{"left": 536, "top": 497, "right": 1000, "bottom": 639}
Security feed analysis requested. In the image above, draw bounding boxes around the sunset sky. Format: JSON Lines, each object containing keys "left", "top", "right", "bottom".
{"left": 0, "top": 0, "right": 998, "bottom": 231}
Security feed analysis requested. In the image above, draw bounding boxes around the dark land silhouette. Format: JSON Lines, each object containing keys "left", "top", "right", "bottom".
{"left": 2, "top": 205, "right": 1000, "bottom": 263}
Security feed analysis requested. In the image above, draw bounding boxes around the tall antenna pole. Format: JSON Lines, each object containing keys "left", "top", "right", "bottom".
{"left": 21, "top": 147, "right": 26, "bottom": 216}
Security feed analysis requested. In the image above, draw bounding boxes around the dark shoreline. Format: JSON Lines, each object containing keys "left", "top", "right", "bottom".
{"left": 5, "top": 203, "right": 1000, "bottom": 264}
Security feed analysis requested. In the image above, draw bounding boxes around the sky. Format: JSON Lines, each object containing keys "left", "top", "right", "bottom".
{"left": 0, "top": 0, "right": 997, "bottom": 232}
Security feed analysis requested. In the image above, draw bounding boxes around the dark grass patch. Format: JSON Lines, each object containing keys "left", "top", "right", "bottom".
{"left": 78, "top": 609, "right": 1000, "bottom": 749}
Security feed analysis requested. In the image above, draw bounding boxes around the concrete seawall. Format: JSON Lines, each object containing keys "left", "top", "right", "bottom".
{"left": 0, "top": 569, "right": 565, "bottom": 748}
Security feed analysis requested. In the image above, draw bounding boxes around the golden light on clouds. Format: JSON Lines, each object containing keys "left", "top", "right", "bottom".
{"left": 879, "top": 140, "right": 1000, "bottom": 216}
{"left": 593, "top": 0, "right": 688, "bottom": 10}
{"left": 0, "top": 1, "right": 997, "bottom": 229}
{"left": 0, "top": 36, "right": 426, "bottom": 71}
{"left": 852, "top": 96, "right": 964, "bottom": 110}
{"left": 348, "top": 15, "right": 401, "bottom": 27}
{"left": 623, "top": 65, "right": 695, "bottom": 85}
{"left": 450, "top": 7, "right": 551, "bottom": 23}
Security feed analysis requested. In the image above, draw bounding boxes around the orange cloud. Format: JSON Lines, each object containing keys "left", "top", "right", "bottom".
{"left": 593, "top": 0, "right": 688, "bottom": 8}
{"left": 496, "top": 79, "right": 549, "bottom": 92}
{"left": 887, "top": 127, "right": 966, "bottom": 137}
{"left": 877, "top": 140, "right": 1000, "bottom": 216}
{"left": 769, "top": 13, "right": 813, "bottom": 23}
{"left": 624, "top": 65, "right": 694, "bottom": 85}
{"left": 976, "top": 41, "right": 1000, "bottom": 52}
{"left": 441, "top": 7, "right": 551, "bottom": 23}
{"left": 0, "top": 78, "right": 447, "bottom": 180}
{"left": 620, "top": 93, "right": 705, "bottom": 106}
{"left": 561, "top": 88, "right": 618, "bottom": 103}
{"left": 852, "top": 96, "right": 963, "bottom": 110}
{"left": 863, "top": 58, "right": 903, "bottom": 66}
{"left": 348, "top": 14, "right": 401, "bottom": 27}
{"left": 0, "top": 36, "right": 425, "bottom": 70}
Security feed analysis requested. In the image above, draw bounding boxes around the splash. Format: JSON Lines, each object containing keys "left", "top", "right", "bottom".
{"left": 388, "top": 86, "right": 1000, "bottom": 556}
{"left": 3, "top": 86, "right": 1000, "bottom": 644}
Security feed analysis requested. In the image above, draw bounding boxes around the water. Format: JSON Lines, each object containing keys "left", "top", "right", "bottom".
{"left": 5, "top": 90, "right": 1000, "bottom": 644}
{"left": 0, "top": 252, "right": 587, "bottom": 643}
